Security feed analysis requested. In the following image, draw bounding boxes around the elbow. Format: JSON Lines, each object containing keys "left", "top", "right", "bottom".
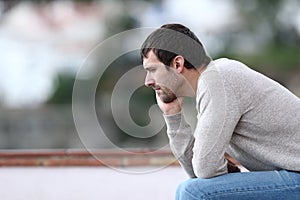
{"left": 193, "top": 160, "right": 227, "bottom": 179}
{"left": 194, "top": 168, "right": 218, "bottom": 179}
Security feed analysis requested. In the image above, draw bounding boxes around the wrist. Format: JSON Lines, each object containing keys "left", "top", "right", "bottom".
{"left": 163, "top": 107, "right": 182, "bottom": 115}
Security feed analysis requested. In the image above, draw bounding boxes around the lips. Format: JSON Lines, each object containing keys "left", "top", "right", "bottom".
{"left": 153, "top": 86, "right": 161, "bottom": 91}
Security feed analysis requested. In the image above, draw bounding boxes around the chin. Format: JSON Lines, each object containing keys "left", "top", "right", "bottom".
{"left": 161, "top": 95, "right": 177, "bottom": 103}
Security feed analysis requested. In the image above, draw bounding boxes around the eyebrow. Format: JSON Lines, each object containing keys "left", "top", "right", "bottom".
{"left": 143, "top": 65, "right": 157, "bottom": 71}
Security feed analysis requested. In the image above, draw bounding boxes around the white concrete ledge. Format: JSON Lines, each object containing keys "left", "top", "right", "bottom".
{"left": 0, "top": 166, "right": 187, "bottom": 200}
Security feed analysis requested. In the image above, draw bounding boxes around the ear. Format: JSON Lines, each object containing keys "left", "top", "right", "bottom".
{"left": 173, "top": 55, "right": 185, "bottom": 73}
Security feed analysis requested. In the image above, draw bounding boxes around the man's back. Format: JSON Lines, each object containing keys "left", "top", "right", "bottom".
{"left": 213, "top": 58, "right": 300, "bottom": 171}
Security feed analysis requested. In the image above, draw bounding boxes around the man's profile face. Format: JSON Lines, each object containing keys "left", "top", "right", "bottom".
{"left": 143, "top": 51, "right": 177, "bottom": 103}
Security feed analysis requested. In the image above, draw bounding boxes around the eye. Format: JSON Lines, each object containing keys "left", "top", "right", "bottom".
{"left": 150, "top": 68, "right": 156, "bottom": 72}
{"left": 146, "top": 68, "right": 155, "bottom": 73}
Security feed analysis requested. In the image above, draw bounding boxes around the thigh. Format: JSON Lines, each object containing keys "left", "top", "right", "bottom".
{"left": 176, "top": 170, "right": 300, "bottom": 200}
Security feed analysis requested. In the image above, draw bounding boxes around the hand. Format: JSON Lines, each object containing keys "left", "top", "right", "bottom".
{"left": 156, "top": 93, "right": 183, "bottom": 115}
{"left": 225, "top": 153, "right": 241, "bottom": 173}
{"left": 227, "top": 159, "right": 241, "bottom": 173}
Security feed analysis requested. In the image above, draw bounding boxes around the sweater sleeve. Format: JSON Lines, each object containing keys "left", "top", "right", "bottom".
{"left": 164, "top": 65, "right": 241, "bottom": 178}
{"left": 192, "top": 67, "right": 241, "bottom": 178}
{"left": 164, "top": 112, "right": 196, "bottom": 178}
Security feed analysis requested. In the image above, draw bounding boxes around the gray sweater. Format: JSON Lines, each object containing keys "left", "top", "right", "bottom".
{"left": 164, "top": 58, "right": 300, "bottom": 178}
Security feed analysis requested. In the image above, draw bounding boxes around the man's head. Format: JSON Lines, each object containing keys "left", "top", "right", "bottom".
{"left": 141, "top": 23, "right": 211, "bottom": 69}
{"left": 141, "top": 23, "right": 211, "bottom": 103}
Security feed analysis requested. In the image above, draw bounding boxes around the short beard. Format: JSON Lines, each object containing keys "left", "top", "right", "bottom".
{"left": 160, "top": 90, "right": 177, "bottom": 103}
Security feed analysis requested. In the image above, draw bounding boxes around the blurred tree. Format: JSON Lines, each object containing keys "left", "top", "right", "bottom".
{"left": 212, "top": 0, "right": 300, "bottom": 96}
{"left": 220, "top": 0, "right": 300, "bottom": 72}
{"left": 93, "top": 2, "right": 167, "bottom": 148}
{"left": 47, "top": 73, "right": 75, "bottom": 104}
{"left": 233, "top": 0, "right": 299, "bottom": 47}
{"left": 0, "top": 0, "right": 18, "bottom": 13}
{"left": 104, "top": 11, "right": 140, "bottom": 36}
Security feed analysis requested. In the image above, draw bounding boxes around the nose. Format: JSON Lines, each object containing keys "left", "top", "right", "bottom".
{"left": 144, "top": 73, "right": 154, "bottom": 87}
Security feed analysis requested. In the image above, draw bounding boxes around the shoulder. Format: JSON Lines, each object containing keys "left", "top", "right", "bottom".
{"left": 213, "top": 58, "right": 252, "bottom": 75}
{"left": 197, "top": 58, "right": 248, "bottom": 90}
{"left": 196, "top": 58, "right": 245, "bottom": 112}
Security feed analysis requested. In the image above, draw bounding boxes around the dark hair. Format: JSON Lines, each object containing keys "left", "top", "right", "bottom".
{"left": 140, "top": 23, "right": 211, "bottom": 69}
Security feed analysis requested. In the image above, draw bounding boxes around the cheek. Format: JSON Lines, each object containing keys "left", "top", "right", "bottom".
{"left": 155, "top": 71, "right": 170, "bottom": 85}
{"left": 159, "top": 73, "right": 179, "bottom": 90}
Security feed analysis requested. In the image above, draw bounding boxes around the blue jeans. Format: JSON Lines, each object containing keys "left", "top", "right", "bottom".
{"left": 176, "top": 170, "right": 300, "bottom": 200}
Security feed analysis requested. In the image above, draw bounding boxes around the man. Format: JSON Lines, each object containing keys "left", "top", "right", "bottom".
{"left": 140, "top": 23, "right": 300, "bottom": 199}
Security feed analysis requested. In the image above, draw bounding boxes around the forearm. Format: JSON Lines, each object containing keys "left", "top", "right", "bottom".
{"left": 164, "top": 112, "right": 241, "bottom": 178}
{"left": 164, "top": 112, "right": 196, "bottom": 178}
{"left": 170, "top": 134, "right": 196, "bottom": 178}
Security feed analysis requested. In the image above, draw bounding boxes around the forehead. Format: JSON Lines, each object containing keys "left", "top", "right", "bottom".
{"left": 143, "top": 51, "right": 164, "bottom": 69}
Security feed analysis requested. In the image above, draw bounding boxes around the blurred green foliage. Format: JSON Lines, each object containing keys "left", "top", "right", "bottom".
{"left": 47, "top": 73, "right": 75, "bottom": 104}
{"left": 47, "top": 0, "right": 300, "bottom": 104}
{"left": 228, "top": 0, "right": 300, "bottom": 71}
{"left": 38, "top": 0, "right": 299, "bottom": 148}
{"left": 218, "top": 45, "right": 300, "bottom": 72}
{"left": 233, "top": 0, "right": 299, "bottom": 46}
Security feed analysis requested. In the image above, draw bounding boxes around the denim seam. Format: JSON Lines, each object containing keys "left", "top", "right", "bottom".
{"left": 183, "top": 187, "right": 208, "bottom": 200}
{"left": 184, "top": 185, "right": 300, "bottom": 199}
{"left": 204, "top": 184, "right": 300, "bottom": 199}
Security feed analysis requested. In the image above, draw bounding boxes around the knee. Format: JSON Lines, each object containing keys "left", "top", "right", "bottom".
{"left": 176, "top": 179, "right": 207, "bottom": 200}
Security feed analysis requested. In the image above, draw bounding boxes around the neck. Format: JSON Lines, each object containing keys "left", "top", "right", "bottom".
{"left": 180, "top": 63, "right": 209, "bottom": 97}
